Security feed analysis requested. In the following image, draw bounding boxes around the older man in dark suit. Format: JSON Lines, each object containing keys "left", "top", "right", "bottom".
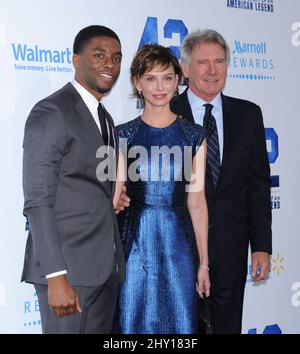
{"left": 21, "top": 25, "right": 125, "bottom": 333}
{"left": 170, "top": 29, "right": 272, "bottom": 334}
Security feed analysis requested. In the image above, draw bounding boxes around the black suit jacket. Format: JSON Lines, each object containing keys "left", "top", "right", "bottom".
{"left": 171, "top": 89, "right": 272, "bottom": 288}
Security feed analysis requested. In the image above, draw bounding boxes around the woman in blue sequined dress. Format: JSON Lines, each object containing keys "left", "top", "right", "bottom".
{"left": 114, "top": 44, "right": 210, "bottom": 334}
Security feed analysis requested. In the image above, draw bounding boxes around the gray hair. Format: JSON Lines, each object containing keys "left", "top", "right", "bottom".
{"left": 180, "top": 29, "right": 231, "bottom": 66}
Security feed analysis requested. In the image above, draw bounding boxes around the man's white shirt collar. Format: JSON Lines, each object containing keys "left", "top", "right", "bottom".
{"left": 72, "top": 79, "right": 101, "bottom": 132}
{"left": 187, "top": 88, "right": 224, "bottom": 162}
{"left": 187, "top": 89, "right": 222, "bottom": 115}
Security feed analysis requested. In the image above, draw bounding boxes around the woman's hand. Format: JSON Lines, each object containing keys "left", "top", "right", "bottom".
{"left": 114, "top": 185, "right": 130, "bottom": 214}
{"left": 196, "top": 265, "right": 211, "bottom": 298}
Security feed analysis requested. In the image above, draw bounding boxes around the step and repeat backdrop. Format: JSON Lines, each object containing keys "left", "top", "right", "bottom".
{"left": 0, "top": 0, "right": 299, "bottom": 333}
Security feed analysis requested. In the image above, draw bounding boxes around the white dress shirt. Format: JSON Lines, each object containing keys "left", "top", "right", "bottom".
{"left": 187, "top": 89, "right": 224, "bottom": 162}
{"left": 72, "top": 79, "right": 102, "bottom": 132}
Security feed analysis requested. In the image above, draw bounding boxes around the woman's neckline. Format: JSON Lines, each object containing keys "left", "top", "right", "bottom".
{"left": 139, "top": 116, "right": 178, "bottom": 129}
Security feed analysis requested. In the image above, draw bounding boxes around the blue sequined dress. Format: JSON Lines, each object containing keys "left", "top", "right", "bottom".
{"left": 116, "top": 116, "right": 206, "bottom": 334}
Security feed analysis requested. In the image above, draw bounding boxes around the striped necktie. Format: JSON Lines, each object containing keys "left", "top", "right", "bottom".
{"left": 203, "top": 104, "right": 220, "bottom": 187}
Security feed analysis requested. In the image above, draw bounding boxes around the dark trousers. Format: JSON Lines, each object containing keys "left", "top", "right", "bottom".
{"left": 34, "top": 269, "right": 118, "bottom": 334}
{"left": 206, "top": 284, "right": 245, "bottom": 334}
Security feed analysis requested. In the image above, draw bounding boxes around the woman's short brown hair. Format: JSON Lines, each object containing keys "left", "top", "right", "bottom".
{"left": 130, "top": 44, "right": 182, "bottom": 98}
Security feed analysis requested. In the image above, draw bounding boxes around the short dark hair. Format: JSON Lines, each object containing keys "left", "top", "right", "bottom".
{"left": 130, "top": 44, "right": 182, "bottom": 98}
{"left": 73, "top": 25, "right": 121, "bottom": 54}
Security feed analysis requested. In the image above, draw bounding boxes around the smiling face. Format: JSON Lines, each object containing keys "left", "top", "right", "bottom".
{"left": 182, "top": 42, "right": 227, "bottom": 102}
{"left": 73, "top": 36, "right": 122, "bottom": 100}
{"left": 135, "top": 65, "right": 179, "bottom": 108}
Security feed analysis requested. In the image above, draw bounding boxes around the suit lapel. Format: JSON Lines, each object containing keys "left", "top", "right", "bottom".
{"left": 65, "top": 83, "right": 111, "bottom": 194}
{"left": 75, "top": 98, "right": 104, "bottom": 147}
{"left": 64, "top": 83, "right": 104, "bottom": 147}
{"left": 171, "top": 88, "right": 194, "bottom": 122}
{"left": 217, "top": 93, "right": 234, "bottom": 189}
{"left": 179, "top": 89, "right": 194, "bottom": 121}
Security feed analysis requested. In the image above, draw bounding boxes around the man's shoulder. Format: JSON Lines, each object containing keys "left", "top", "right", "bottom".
{"left": 27, "top": 83, "right": 78, "bottom": 128}
{"left": 37, "top": 82, "right": 77, "bottom": 107}
{"left": 171, "top": 88, "right": 188, "bottom": 106}
{"left": 170, "top": 88, "right": 194, "bottom": 121}
{"left": 222, "top": 93, "right": 259, "bottom": 110}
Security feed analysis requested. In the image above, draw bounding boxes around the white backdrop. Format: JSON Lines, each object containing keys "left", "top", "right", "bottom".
{"left": 0, "top": 0, "right": 299, "bottom": 334}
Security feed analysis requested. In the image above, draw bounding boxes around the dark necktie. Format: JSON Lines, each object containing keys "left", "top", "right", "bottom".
{"left": 203, "top": 104, "right": 220, "bottom": 187}
{"left": 97, "top": 103, "right": 114, "bottom": 148}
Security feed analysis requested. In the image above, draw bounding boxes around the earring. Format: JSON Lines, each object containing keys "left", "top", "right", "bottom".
{"left": 136, "top": 90, "right": 144, "bottom": 109}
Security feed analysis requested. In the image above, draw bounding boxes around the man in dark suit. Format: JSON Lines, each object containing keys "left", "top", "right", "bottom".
{"left": 170, "top": 29, "right": 272, "bottom": 334}
{"left": 21, "top": 25, "right": 125, "bottom": 333}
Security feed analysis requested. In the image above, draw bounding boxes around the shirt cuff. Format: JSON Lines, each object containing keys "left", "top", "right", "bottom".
{"left": 45, "top": 270, "right": 67, "bottom": 279}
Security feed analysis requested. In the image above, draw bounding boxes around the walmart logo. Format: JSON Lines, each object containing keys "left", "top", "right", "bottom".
{"left": 11, "top": 42, "right": 73, "bottom": 74}
{"left": 272, "top": 253, "right": 285, "bottom": 276}
{"left": 12, "top": 43, "right": 72, "bottom": 64}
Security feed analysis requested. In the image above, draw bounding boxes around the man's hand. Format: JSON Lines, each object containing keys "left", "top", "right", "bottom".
{"left": 48, "top": 275, "right": 82, "bottom": 317}
{"left": 115, "top": 185, "right": 130, "bottom": 214}
{"left": 251, "top": 252, "right": 271, "bottom": 282}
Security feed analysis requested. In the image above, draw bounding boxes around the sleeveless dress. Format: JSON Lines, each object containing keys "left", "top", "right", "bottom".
{"left": 115, "top": 116, "right": 206, "bottom": 334}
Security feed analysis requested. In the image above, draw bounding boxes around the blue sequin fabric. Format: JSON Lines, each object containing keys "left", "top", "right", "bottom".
{"left": 115, "top": 116, "right": 206, "bottom": 334}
